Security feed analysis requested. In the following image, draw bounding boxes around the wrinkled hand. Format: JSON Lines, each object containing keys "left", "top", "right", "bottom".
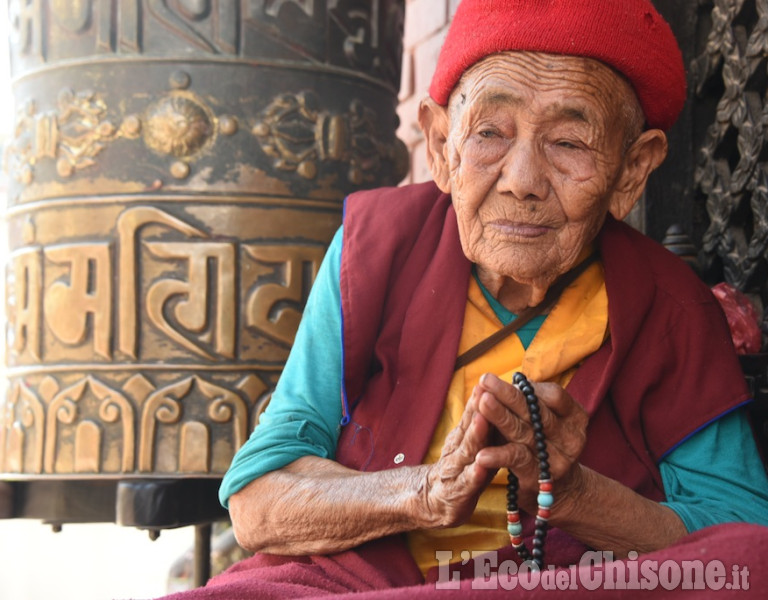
{"left": 473, "top": 373, "right": 588, "bottom": 514}
{"left": 419, "top": 385, "right": 497, "bottom": 529}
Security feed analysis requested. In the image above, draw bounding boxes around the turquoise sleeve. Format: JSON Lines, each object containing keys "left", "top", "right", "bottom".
{"left": 218, "top": 227, "right": 344, "bottom": 508}
{"left": 660, "top": 407, "right": 768, "bottom": 531}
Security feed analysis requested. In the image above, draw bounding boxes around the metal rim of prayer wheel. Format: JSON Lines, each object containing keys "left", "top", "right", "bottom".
{"left": 1, "top": 1, "right": 407, "bottom": 491}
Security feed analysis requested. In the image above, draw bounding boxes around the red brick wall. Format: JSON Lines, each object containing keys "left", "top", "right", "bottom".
{"left": 397, "top": 0, "right": 459, "bottom": 185}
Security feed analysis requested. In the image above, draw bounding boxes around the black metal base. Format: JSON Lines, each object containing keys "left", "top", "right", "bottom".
{"left": 1, "top": 477, "right": 226, "bottom": 527}
{"left": 0, "top": 477, "right": 228, "bottom": 588}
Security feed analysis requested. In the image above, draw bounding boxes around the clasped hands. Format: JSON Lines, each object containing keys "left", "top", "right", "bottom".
{"left": 421, "top": 373, "right": 588, "bottom": 529}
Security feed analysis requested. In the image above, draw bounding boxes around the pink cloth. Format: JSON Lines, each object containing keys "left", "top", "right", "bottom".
{"left": 158, "top": 524, "right": 768, "bottom": 598}
{"left": 157, "top": 536, "right": 422, "bottom": 600}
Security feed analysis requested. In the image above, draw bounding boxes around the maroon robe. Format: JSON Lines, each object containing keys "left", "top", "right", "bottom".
{"left": 158, "top": 182, "right": 766, "bottom": 600}
{"left": 337, "top": 181, "right": 749, "bottom": 490}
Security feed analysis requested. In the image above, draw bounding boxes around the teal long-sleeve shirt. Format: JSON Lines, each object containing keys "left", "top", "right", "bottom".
{"left": 220, "top": 227, "right": 768, "bottom": 533}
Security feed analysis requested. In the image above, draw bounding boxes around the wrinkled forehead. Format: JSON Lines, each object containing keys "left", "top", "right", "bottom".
{"left": 449, "top": 51, "right": 637, "bottom": 127}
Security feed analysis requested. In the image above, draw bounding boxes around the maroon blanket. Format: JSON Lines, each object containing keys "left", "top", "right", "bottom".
{"left": 156, "top": 523, "right": 768, "bottom": 599}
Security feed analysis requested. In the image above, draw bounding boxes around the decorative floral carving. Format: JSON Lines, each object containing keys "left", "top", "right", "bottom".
{"left": 143, "top": 93, "right": 214, "bottom": 158}
{"left": 53, "top": 87, "right": 117, "bottom": 171}
{"left": 2, "top": 88, "right": 219, "bottom": 184}
{"left": 4, "top": 88, "right": 119, "bottom": 183}
{"left": 252, "top": 90, "right": 404, "bottom": 183}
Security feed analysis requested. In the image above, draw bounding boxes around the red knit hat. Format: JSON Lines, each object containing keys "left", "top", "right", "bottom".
{"left": 429, "top": 0, "right": 686, "bottom": 131}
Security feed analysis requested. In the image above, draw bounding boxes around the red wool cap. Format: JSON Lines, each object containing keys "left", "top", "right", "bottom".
{"left": 429, "top": 0, "right": 687, "bottom": 131}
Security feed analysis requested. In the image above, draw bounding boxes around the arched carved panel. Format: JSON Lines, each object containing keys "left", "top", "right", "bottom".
{"left": 139, "top": 376, "right": 248, "bottom": 474}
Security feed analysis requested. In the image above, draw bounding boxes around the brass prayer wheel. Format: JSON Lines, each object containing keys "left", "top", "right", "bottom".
{"left": 1, "top": 1, "right": 406, "bottom": 492}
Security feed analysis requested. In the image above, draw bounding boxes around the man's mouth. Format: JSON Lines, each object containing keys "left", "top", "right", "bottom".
{"left": 488, "top": 220, "right": 552, "bottom": 238}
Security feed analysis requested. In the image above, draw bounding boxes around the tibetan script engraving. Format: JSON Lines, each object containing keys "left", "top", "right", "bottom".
{"left": 145, "top": 241, "right": 236, "bottom": 359}
{"left": 8, "top": 247, "right": 43, "bottom": 361}
{"left": 116, "top": 206, "right": 207, "bottom": 359}
{"left": 43, "top": 243, "right": 113, "bottom": 360}
{"left": 244, "top": 244, "right": 325, "bottom": 347}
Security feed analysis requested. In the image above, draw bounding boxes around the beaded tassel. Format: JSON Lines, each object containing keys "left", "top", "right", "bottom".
{"left": 506, "top": 372, "right": 552, "bottom": 570}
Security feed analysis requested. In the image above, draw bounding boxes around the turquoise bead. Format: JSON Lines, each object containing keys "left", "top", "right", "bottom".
{"left": 507, "top": 522, "right": 523, "bottom": 536}
{"left": 537, "top": 492, "right": 554, "bottom": 507}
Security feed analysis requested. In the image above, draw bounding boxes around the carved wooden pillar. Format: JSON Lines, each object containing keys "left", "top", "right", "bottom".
{"left": 1, "top": 0, "right": 405, "bottom": 519}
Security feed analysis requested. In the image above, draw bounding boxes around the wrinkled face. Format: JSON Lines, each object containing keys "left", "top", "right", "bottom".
{"left": 444, "top": 52, "right": 641, "bottom": 287}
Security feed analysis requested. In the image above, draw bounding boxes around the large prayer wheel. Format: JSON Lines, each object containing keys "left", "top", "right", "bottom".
{"left": 1, "top": 0, "right": 405, "bottom": 523}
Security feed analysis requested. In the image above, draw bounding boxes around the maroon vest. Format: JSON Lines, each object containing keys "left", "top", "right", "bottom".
{"left": 336, "top": 181, "right": 750, "bottom": 503}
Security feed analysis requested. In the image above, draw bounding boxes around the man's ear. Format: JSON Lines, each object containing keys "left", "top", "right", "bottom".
{"left": 418, "top": 97, "right": 452, "bottom": 193}
{"left": 609, "top": 129, "right": 668, "bottom": 221}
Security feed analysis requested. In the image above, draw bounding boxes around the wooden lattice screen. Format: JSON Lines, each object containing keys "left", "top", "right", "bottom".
{"left": 692, "top": 0, "right": 768, "bottom": 346}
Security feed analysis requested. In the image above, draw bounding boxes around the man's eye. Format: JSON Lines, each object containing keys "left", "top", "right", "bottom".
{"left": 556, "top": 140, "right": 580, "bottom": 149}
{"left": 478, "top": 129, "right": 498, "bottom": 139}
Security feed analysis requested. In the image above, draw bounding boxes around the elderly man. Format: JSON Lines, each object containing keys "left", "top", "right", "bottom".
{"left": 161, "top": 0, "right": 768, "bottom": 598}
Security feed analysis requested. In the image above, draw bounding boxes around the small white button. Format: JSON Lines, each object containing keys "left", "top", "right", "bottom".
{"left": 393, "top": 453, "right": 405, "bottom": 464}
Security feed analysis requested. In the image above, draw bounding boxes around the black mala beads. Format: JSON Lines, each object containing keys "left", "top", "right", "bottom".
{"left": 506, "top": 372, "right": 552, "bottom": 570}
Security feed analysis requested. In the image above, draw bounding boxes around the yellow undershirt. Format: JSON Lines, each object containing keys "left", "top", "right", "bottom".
{"left": 406, "top": 259, "right": 609, "bottom": 577}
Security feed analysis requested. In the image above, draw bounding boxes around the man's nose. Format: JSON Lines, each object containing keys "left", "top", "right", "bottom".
{"left": 497, "top": 140, "right": 550, "bottom": 202}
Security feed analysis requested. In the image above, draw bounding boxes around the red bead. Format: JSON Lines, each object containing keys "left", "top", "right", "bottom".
{"left": 507, "top": 512, "right": 520, "bottom": 523}
{"left": 539, "top": 481, "right": 553, "bottom": 492}
{"left": 510, "top": 535, "right": 524, "bottom": 546}
{"left": 537, "top": 508, "right": 551, "bottom": 519}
